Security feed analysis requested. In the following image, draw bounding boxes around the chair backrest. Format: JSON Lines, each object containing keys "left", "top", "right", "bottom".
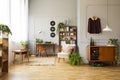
{"left": 58, "top": 45, "right": 62, "bottom": 52}
{"left": 58, "top": 44, "right": 76, "bottom": 54}
{"left": 37, "top": 46, "right": 46, "bottom": 50}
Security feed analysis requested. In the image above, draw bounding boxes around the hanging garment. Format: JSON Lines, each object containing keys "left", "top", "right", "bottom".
{"left": 88, "top": 16, "right": 101, "bottom": 34}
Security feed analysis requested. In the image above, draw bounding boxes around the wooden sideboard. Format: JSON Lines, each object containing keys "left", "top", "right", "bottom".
{"left": 87, "top": 46, "right": 116, "bottom": 63}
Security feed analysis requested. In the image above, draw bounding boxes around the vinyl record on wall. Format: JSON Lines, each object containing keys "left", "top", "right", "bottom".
{"left": 50, "top": 21, "right": 55, "bottom": 26}
{"left": 50, "top": 27, "right": 55, "bottom": 31}
{"left": 50, "top": 32, "right": 55, "bottom": 38}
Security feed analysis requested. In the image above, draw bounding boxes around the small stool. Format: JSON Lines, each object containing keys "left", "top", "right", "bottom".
{"left": 37, "top": 47, "right": 48, "bottom": 57}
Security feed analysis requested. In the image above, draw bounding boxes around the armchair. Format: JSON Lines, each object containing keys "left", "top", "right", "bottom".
{"left": 57, "top": 44, "right": 76, "bottom": 62}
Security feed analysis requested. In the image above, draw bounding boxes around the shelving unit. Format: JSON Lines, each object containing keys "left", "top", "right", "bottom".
{"left": 87, "top": 46, "right": 116, "bottom": 64}
{"left": 59, "top": 26, "right": 77, "bottom": 46}
{"left": 0, "top": 31, "right": 9, "bottom": 76}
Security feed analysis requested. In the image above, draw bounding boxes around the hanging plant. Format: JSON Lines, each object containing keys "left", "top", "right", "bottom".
{"left": 0, "top": 24, "right": 12, "bottom": 35}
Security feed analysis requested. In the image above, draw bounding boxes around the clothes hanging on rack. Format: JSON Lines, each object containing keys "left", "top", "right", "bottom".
{"left": 88, "top": 16, "right": 101, "bottom": 34}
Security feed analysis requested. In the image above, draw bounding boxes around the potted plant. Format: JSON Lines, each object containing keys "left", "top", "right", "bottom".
{"left": 65, "top": 38, "right": 70, "bottom": 44}
{"left": 36, "top": 38, "right": 40, "bottom": 43}
{"left": 109, "top": 38, "right": 120, "bottom": 64}
{"left": 57, "top": 22, "right": 65, "bottom": 34}
{"left": 20, "top": 41, "right": 28, "bottom": 49}
{"left": 69, "top": 52, "right": 82, "bottom": 65}
{"left": 0, "top": 24, "right": 12, "bottom": 35}
{"left": 35, "top": 38, "right": 43, "bottom": 43}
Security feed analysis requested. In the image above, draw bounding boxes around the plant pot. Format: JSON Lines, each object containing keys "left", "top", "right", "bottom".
{"left": 60, "top": 28, "right": 64, "bottom": 31}
{"left": 21, "top": 46, "right": 27, "bottom": 50}
{"left": 3, "top": 32, "right": 8, "bottom": 38}
{"left": 0, "top": 31, "right": 8, "bottom": 38}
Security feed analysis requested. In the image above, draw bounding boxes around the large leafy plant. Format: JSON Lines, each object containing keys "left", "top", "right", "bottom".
{"left": 0, "top": 24, "right": 12, "bottom": 35}
{"left": 69, "top": 53, "right": 82, "bottom": 66}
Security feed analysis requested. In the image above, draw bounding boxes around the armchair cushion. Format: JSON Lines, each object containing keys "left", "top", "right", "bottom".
{"left": 62, "top": 44, "right": 76, "bottom": 54}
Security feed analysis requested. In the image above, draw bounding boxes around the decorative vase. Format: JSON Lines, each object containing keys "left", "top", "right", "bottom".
{"left": 90, "top": 37, "right": 94, "bottom": 46}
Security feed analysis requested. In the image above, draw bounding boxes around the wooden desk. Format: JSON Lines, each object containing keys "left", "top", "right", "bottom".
{"left": 13, "top": 49, "right": 30, "bottom": 63}
{"left": 36, "top": 43, "right": 56, "bottom": 55}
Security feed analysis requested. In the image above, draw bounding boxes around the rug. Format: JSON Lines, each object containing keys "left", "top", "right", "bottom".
{"left": 26, "top": 57, "right": 55, "bottom": 66}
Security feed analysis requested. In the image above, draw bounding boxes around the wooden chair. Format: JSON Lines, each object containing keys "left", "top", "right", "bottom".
{"left": 37, "top": 46, "right": 48, "bottom": 57}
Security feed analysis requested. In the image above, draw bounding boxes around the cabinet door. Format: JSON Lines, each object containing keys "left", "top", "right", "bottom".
{"left": 99, "top": 47, "right": 115, "bottom": 61}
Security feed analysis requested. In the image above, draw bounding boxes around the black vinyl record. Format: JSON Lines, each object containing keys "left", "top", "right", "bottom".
{"left": 50, "top": 21, "right": 55, "bottom": 26}
{"left": 50, "top": 33, "right": 55, "bottom": 37}
{"left": 50, "top": 27, "right": 55, "bottom": 31}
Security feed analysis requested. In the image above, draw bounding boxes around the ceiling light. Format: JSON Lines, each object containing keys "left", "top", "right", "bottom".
{"left": 103, "top": 24, "right": 112, "bottom": 31}
{"left": 103, "top": 0, "right": 112, "bottom": 31}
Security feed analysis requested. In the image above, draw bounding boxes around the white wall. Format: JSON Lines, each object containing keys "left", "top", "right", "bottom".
{"left": 78, "top": 0, "right": 120, "bottom": 63}
{"left": 29, "top": 0, "right": 120, "bottom": 63}
{"left": 28, "top": 0, "right": 77, "bottom": 54}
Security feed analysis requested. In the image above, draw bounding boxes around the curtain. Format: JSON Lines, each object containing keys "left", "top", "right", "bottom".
{"left": 0, "top": 0, "right": 10, "bottom": 25}
{"left": 0, "top": 0, "right": 28, "bottom": 42}
{"left": 11, "top": 0, "right": 28, "bottom": 42}
{"left": 0, "top": 0, "right": 28, "bottom": 64}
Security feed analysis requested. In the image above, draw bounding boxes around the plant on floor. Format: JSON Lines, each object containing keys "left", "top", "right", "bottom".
{"left": 0, "top": 24, "right": 12, "bottom": 35}
{"left": 69, "top": 52, "right": 82, "bottom": 66}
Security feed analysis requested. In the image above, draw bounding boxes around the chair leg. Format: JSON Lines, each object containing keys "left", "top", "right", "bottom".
{"left": 45, "top": 50, "right": 48, "bottom": 57}
{"left": 38, "top": 50, "right": 41, "bottom": 57}
{"left": 63, "top": 58, "right": 65, "bottom": 61}
{"left": 58, "top": 58, "right": 60, "bottom": 62}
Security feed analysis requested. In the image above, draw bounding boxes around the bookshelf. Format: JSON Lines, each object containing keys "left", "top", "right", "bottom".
{"left": 0, "top": 31, "right": 9, "bottom": 76}
{"left": 59, "top": 26, "right": 77, "bottom": 46}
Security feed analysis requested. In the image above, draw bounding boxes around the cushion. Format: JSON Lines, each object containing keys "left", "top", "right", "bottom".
{"left": 62, "top": 44, "right": 76, "bottom": 54}
{"left": 58, "top": 52, "right": 68, "bottom": 58}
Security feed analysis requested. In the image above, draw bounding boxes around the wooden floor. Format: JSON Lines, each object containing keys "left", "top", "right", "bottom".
{"left": 1, "top": 56, "right": 120, "bottom": 80}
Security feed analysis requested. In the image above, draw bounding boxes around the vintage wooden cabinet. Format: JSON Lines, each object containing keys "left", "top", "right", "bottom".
{"left": 87, "top": 46, "right": 116, "bottom": 63}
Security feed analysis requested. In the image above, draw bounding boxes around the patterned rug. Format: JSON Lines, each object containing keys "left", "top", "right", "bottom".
{"left": 26, "top": 57, "right": 56, "bottom": 66}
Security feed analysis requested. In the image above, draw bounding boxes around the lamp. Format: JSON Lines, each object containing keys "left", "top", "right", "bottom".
{"left": 38, "top": 31, "right": 42, "bottom": 34}
{"left": 103, "top": 0, "right": 112, "bottom": 31}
